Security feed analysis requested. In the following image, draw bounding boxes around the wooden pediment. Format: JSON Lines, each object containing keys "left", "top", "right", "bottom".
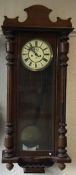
{"left": 2, "top": 5, "right": 73, "bottom": 32}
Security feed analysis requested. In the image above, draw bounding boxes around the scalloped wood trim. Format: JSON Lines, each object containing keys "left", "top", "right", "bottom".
{"left": 2, "top": 5, "right": 72, "bottom": 29}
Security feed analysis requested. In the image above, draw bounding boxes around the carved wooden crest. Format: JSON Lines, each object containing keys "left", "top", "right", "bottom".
{"left": 2, "top": 5, "right": 72, "bottom": 31}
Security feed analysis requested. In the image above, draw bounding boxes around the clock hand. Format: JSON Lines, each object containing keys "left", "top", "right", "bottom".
{"left": 30, "top": 47, "right": 40, "bottom": 57}
{"left": 29, "top": 47, "right": 35, "bottom": 53}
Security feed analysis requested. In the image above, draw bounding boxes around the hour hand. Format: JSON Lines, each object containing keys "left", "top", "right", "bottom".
{"left": 30, "top": 47, "right": 39, "bottom": 57}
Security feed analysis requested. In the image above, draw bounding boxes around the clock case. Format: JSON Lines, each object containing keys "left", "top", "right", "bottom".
{"left": 2, "top": 5, "right": 73, "bottom": 173}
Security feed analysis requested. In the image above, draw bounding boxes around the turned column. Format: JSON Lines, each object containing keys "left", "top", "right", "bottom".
{"left": 58, "top": 34, "right": 69, "bottom": 169}
{"left": 4, "top": 31, "right": 15, "bottom": 170}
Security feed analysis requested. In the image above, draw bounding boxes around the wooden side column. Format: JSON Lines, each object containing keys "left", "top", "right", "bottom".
{"left": 4, "top": 31, "right": 15, "bottom": 170}
{"left": 58, "top": 34, "right": 69, "bottom": 170}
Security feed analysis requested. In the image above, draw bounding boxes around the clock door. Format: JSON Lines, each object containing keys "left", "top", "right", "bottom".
{"left": 16, "top": 31, "right": 57, "bottom": 155}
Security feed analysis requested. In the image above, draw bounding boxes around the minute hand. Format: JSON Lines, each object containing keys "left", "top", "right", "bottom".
{"left": 30, "top": 47, "right": 39, "bottom": 57}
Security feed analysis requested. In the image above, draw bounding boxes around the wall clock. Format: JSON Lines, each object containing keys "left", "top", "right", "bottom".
{"left": 2, "top": 5, "right": 73, "bottom": 173}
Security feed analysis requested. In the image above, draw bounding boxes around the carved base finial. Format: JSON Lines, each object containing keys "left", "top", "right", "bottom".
{"left": 58, "top": 163, "right": 66, "bottom": 170}
{"left": 6, "top": 163, "right": 14, "bottom": 170}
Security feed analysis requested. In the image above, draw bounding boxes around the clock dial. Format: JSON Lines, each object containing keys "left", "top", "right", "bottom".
{"left": 21, "top": 39, "right": 53, "bottom": 71}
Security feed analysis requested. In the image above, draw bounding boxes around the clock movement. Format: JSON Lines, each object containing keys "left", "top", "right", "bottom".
{"left": 2, "top": 5, "right": 73, "bottom": 173}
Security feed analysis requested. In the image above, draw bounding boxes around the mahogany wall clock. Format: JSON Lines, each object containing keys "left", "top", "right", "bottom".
{"left": 2, "top": 5, "right": 73, "bottom": 173}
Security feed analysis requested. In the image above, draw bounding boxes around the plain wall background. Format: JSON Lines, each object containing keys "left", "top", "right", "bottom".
{"left": 0, "top": 0, "right": 76, "bottom": 175}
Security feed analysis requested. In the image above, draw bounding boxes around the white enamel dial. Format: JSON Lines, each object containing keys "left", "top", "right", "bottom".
{"left": 21, "top": 39, "right": 53, "bottom": 71}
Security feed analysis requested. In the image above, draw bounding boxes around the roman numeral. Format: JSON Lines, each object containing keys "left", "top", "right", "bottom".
{"left": 43, "top": 47, "right": 48, "bottom": 51}
{"left": 43, "top": 57, "right": 48, "bottom": 62}
{"left": 35, "top": 40, "right": 38, "bottom": 47}
{"left": 44, "top": 53, "right": 50, "bottom": 56}
{"left": 29, "top": 61, "right": 32, "bottom": 66}
{"left": 29, "top": 42, "right": 33, "bottom": 48}
{"left": 25, "top": 45, "right": 30, "bottom": 50}
{"left": 35, "top": 63, "right": 37, "bottom": 68}
{"left": 40, "top": 42, "right": 43, "bottom": 48}
{"left": 22, "top": 53, "right": 28, "bottom": 55}
{"left": 24, "top": 58, "right": 29, "bottom": 62}
{"left": 40, "top": 62, "right": 43, "bottom": 66}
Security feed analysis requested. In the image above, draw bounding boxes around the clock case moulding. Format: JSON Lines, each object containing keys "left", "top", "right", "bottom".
{"left": 2, "top": 5, "right": 73, "bottom": 173}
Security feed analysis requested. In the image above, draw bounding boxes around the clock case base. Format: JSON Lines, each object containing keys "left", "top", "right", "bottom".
{"left": 2, "top": 150, "right": 71, "bottom": 172}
